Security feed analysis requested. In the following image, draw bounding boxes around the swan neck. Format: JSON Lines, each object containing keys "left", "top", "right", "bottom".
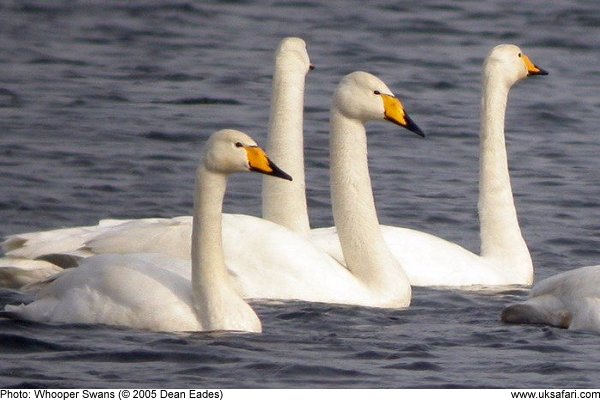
{"left": 478, "top": 73, "right": 530, "bottom": 266}
{"left": 329, "top": 110, "right": 410, "bottom": 299}
{"left": 191, "top": 166, "right": 261, "bottom": 331}
{"left": 191, "top": 166, "right": 229, "bottom": 308}
{"left": 262, "top": 63, "right": 310, "bottom": 234}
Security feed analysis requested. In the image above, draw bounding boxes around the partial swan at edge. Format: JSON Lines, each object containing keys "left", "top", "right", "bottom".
{"left": 501, "top": 265, "right": 600, "bottom": 332}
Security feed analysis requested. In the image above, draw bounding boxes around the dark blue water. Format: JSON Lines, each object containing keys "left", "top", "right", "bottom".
{"left": 1, "top": 0, "right": 600, "bottom": 388}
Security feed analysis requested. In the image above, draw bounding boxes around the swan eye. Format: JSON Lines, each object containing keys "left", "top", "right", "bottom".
{"left": 518, "top": 52, "right": 522, "bottom": 58}
{"left": 235, "top": 142, "right": 244, "bottom": 148}
{"left": 374, "top": 90, "right": 381, "bottom": 95}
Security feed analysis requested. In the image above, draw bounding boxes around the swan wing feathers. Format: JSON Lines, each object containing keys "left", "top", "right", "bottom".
{"left": 380, "top": 225, "right": 498, "bottom": 287}
{"left": 0, "top": 258, "right": 63, "bottom": 289}
{"left": 2, "top": 225, "right": 97, "bottom": 259}
{"left": 1, "top": 217, "right": 192, "bottom": 260}
{"left": 85, "top": 217, "right": 193, "bottom": 259}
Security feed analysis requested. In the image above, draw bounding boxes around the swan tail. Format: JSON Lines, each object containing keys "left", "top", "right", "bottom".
{"left": 35, "top": 253, "right": 83, "bottom": 269}
{"left": 20, "top": 267, "right": 75, "bottom": 294}
{"left": 1, "top": 236, "right": 27, "bottom": 253}
{"left": 501, "top": 302, "right": 572, "bottom": 329}
{"left": 1, "top": 307, "right": 27, "bottom": 322}
{"left": 0, "top": 261, "right": 63, "bottom": 290}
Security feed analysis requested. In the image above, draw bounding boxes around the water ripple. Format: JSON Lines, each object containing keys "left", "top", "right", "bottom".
{"left": 1, "top": 0, "right": 600, "bottom": 389}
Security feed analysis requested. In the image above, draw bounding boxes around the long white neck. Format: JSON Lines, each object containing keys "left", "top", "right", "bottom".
{"left": 261, "top": 62, "right": 310, "bottom": 234}
{"left": 478, "top": 71, "right": 532, "bottom": 274}
{"left": 329, "top": 110, "right": 411, "bottom": 305}
{"left": 192, "top": 166, "right": 260, "bottom": 331}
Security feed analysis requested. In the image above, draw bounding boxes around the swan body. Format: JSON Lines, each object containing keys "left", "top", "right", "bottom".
{"left": 3, "top": 72, "right": 422, "bottom": 308}
{"left": 501, "top": 265, "right": 600, "bottom": 332}
{"left": 6, "top": 130, "right": 293, "bottom": 332}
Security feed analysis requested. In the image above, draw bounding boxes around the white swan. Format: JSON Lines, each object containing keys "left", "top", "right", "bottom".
{"left": 0, "top": 37, "right": 313, "bottom": 285}
{"left": 311, "top": 44, "right": 548, "bottom": 287}
{"left": 501, "top": 265, "right": 600, "bottom": 332}
{"left": 4, "top": 72, "right": 423, "bottom": 308}
{"left": 5, "top": 129, "right": 294, "bottom": 332}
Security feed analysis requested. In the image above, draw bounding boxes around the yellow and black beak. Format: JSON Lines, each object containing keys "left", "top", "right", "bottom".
{"left": 522, "top": 54, "right": 548, "bottom": 76}
{"left": 244, "top": 146, "right": 293, "bottom": 181}
{"left": 381, "top": 94, "right": 425, "bottom": 137}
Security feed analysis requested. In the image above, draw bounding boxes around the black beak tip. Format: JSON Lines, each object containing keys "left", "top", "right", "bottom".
{"left": 309, "top": 64, "right": 316, "bottom": 71}
{"left": 406, "top": 115, "right": 426, "bottom": 138}
{"left": 531, "top": 66, "right": 549, "bottom": 76}
{"left": 268, "top": 161, "right": 293, "bottom": 181}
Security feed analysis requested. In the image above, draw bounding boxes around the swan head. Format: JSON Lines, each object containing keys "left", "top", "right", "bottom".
{"left": 333, "top": 71, "right": 424, "bottom": 137}
{"left": 484, "top": 44, "right": 548, "bottom": 86}
{"left": 275, "top": 37, "right": 314, "bottom": 75}
{"left": 203, "top": 129, "right": 292, "bottom": 181}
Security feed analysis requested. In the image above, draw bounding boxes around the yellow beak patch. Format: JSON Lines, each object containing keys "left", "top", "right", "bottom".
{"left": 244, "top": 145, "right": 293, "bottom": 181}
{"left": 245, "top": 146, "right": 273, "bottom": 174}
{"left": 381, "top": 94, "right": 408, "bottom": 127}
{"left": 522, "top": 54, "right": 548, "bottom": 76}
